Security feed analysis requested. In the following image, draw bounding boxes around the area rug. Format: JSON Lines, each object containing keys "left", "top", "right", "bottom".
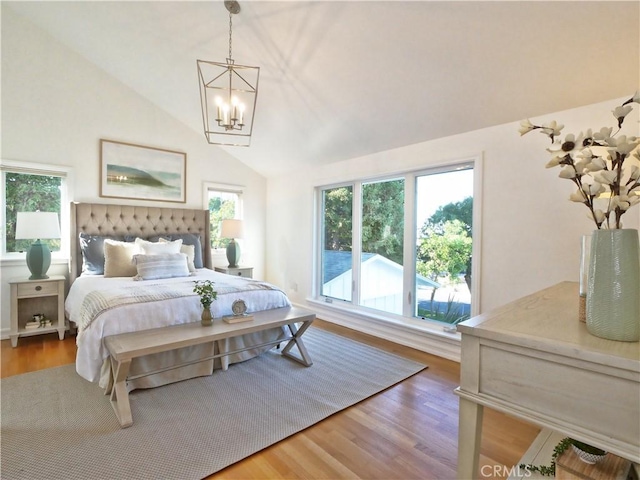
{"left": 1, "top": 327, "right": 426, "bottom": 480}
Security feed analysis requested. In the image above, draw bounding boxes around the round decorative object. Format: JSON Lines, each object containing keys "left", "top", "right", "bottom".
{"left": 571, "top": 444, "right": 606, "bottom": 465}
{"left": 232, "top": 299, "right": 247, "bottom": 316}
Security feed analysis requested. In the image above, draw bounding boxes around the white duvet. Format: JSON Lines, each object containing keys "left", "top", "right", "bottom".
{"left": 66, "top": 269, "right": 291, "bottom": 383}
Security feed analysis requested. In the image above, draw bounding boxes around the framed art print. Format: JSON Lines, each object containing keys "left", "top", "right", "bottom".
{"left": 100, "top": 139, "right": 186, "bottom": 203}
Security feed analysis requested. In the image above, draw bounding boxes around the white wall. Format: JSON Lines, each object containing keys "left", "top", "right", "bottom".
{"left": 0, "top": 8, "right": 267, "bottom": 336}
{"left": 266, "top": 96, "right": 640, "bottom": 337}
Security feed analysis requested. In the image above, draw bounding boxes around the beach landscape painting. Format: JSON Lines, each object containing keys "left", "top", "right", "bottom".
{"left": 100, "top": 139, "right": 186, "bottom": 203}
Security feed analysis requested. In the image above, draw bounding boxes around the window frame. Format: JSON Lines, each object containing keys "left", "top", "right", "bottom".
{"left": 1, "top": 159, "right": 74, "bottom": 263}
{"left": 202, "top": 181, "right": 244, "bottom": 253}
{"left": 314, "top": 155, "right": 483, "bottom": 328}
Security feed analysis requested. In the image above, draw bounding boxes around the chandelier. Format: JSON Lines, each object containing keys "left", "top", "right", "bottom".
{"left": 197, "top": 0, "right": 259, "bottom": 147}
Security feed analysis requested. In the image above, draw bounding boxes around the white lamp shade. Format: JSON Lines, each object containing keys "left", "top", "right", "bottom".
{"left": 15, "top": 212, "right": 61, "bottom": 240}
{"left": 220, "top": 219, "right": 244, "bottom": 239}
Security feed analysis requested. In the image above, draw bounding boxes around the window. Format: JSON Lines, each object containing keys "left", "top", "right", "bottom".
{"left": 317, "top": 158, "right": 480, "bottom": 327}
{"left": 203, "top": 182, "right": 243, "bottom": 250}
{"left": 1, "top": 160, "right": 73, "bottom": 259}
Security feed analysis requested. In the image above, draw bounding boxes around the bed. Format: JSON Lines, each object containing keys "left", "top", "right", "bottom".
{"left": 65, "top": 202, "right": 290, "bottom": 391}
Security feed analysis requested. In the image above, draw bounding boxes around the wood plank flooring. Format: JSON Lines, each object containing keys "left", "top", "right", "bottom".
{"left": 1, "top": 320, "right": 540, "bottom": 479}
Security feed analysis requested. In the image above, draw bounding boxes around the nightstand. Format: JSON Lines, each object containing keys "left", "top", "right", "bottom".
{"left": 214, "top": 266, "right": 253, "bottom": 279}
{"left": 9, "top": 275, "right": 67, "bottom": 347}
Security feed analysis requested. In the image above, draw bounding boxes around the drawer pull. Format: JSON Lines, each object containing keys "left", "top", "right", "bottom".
{"left": 35, "top": 286, "right": 42, "bottom": 291}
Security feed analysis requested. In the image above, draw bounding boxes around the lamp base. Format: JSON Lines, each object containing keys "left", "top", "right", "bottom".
{"left": 26, "top": 240, "right": 51, "bottom": 280}
{"left": 226, "top": 239, "right": 241, "bottom": 268}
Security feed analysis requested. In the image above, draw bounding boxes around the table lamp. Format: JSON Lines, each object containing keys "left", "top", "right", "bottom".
{"left": 220, "top": 219, "right": 244, "bottom": 268}
{"left": 15, "top": 211, "right": 61, "bottom": 279}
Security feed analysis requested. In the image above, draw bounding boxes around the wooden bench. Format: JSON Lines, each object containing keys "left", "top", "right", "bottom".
{"left": 104, "top": 306, "right": 315, "bottom": 427}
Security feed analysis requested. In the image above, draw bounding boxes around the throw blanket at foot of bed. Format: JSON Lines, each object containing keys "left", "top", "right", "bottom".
{"left": 66, "top": 270, "right": 292, "bottom": 388}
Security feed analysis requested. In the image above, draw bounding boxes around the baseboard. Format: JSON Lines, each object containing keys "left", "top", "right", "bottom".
{"left": 300, "top": 299, "right": 461, "bottom": 362}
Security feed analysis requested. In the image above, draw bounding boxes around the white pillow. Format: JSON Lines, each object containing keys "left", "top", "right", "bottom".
{"left": 132, "top": 253, "right": 191, "bottom": 281}
{"left": 159, "top": 238, "right": 196, "bottom": 272}
{"left": 135, "top": 237, "right": 183, "bottom": 255}
{"left": 103, "top": 240, "right": 138, "bottom": 277}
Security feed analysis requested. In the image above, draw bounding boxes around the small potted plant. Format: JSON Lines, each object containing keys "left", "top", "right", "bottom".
{"left": 520, "top": 438, "right": 607, "bottom": 476}
{"left": 193, "top": 280, "right": 217, "bottom": 326}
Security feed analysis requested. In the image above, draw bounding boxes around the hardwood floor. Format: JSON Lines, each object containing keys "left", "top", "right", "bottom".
{"left": 1, "top": 320, "right": 540, "bottom": 479}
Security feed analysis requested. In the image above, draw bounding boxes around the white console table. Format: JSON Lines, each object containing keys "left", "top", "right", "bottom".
{"left": 455, "top": 281, "right": 640, "bottom": 479}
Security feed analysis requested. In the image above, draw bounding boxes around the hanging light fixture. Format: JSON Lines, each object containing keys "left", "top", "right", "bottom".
{"left": 197, "top": 0, "right": 259, "bottom": 147}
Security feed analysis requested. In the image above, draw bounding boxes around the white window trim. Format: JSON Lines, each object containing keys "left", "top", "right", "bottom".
{"left": 0, "top": 159, "right": 75, "bottom": 264}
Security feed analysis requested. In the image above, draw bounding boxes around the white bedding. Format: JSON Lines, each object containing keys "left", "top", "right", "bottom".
{"left": 66, "top": 269, "right": 291, "bottom": 383}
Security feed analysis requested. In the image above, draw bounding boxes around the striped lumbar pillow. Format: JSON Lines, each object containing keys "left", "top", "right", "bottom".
{"left": 132, "top": 253, "right": 190, "bottom": 281}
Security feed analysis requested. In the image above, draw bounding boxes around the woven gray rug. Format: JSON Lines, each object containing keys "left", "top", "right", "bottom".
{"left": 1, "top": 327, "right": 426, "bottom": 480}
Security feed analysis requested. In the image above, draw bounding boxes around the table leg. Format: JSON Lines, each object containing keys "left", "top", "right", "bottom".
{"left": 457, "top": 396, "right": 484, "bottom": 480}
{"left": 109, "top": 357, "right": 133, "bottom": 428}
{"left": 281, "top": 320, "right": 313, "bottom": 366}
{"left": 218, "top": 338, "right": 230, "bottom": 371}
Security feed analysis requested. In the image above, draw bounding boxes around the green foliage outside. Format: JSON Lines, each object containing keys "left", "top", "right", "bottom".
{"left": 4, "top": 173, "right": 61, "bottom": 253}
{"left": 323, "top": 186, "right": 353, "bottom": 252}
{"left": 361, "top": 180, "right": 404, "bottom": 265}
{"left": 209, "top": 196, "right": 235, "bottom": 249}
{"left": 416, "top": 197, "right": 473, "bottom": 323}
{"left": 323, "top": 180, "right": 404, "bottom": 265}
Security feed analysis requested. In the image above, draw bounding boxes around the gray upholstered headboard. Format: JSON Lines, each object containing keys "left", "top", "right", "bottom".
{"left": 70, "top": 202, "right": 212, "bottom": 284}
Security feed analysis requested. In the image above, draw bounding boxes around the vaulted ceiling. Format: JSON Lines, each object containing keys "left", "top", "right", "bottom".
{"left": 5, "top": 1, "right": 639, "bottom": 178}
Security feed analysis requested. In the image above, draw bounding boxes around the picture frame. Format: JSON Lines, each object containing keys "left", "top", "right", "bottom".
{"left": 100, "top": 139, "right": 186, "bottom": 203}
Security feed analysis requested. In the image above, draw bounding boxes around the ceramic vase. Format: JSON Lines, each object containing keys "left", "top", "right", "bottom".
{"left": 201, "top": 307, "right": 213, "bottom": 326}
{"left": 586, "top": 229, "right": 640, "bottom": 341}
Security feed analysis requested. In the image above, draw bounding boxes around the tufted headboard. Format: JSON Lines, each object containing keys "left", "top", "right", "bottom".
{"left": 69, "top": 202, "right": 212, "bottom": 284}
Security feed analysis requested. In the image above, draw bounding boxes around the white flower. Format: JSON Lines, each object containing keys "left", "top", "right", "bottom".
{"left": 594, "top": 170, "right": 617, "bottom": 185}
{"left": 593, "top": 209, "right": 606, "bottom": 224}
{"left": 612, "top": 105, "right": 633, "bottom": 128}
{"left": 569, "top": 190, "right": 586, "bottom": 203}
{"left": 518, "top": 119, "right": 536, "bottom": 136}
{"left": 610, "top": 195, "right": 631, "bottom": 211}
{"left": 559, "top": 166, "right": 576, "bottom": 179}
{"left": 519, "top": 93, "right": 640, "bottom": 229}
{"left": 593, "top": 127, "right": 614, "bottom": 142}
{"left": 585, "top": 182, "right": 604, "bottom": 196}
{"left": 586, "top": 156, "right": 607, "bottom": 172}
{"left": 545, "top": 156, "right": 562, "bottom": 168}
{"left": 622, "top": 90, "right": 640, "bottom": 105}
{"left": 542, "top": 120, "right": 564, "bottom": 140}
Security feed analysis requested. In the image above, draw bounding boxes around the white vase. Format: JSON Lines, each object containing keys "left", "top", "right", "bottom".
{"left": 586, "top": 229, "right": 640, "bottom": 341}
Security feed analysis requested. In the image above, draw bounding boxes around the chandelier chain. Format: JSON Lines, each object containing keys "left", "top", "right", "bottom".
{"left": 228, "top": 11, "right": 233, "bottom": 61}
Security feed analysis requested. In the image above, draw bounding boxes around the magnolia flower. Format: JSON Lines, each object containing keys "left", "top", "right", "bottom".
{"left": 559, "top": 165, "right": 576, "bottom": 179}
{"left": 542, "top": 121, "right": 564, "bottom": 141}
{"left": 520, "top": 93, "right": 640, "bottom": 229}
{"left": 518, "top": 119, "right": 536, "bottom": 136}
{"left": 622, "top": 90, "right": 640, "bottom": 105}
{"left": 593, "top": 209, "right": 606, "bottom": 225}
{"left": 612, "top": 105, "right": 633, "bottom": 128}
{"left": 593, "top": 170, "right": 617, "bottom": 185}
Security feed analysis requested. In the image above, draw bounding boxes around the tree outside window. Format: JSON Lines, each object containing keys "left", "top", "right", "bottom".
{"left": 4, "top": 172, "right": 62, "bottom": 253}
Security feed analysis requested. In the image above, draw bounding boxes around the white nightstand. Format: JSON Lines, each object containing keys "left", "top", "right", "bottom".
{"left": 9, "top": 275, "right": 67, "bottom": 347}
{"left": 214, "top": 266, "right": 253, "bottom": 279}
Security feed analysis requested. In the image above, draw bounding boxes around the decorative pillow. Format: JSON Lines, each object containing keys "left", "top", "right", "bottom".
{"left": 135, "top": 237, "right": 183, "bottom": 255}
{"left": 159, "top": 238, "right": 196, "bottom": 272}
{"left": 104, "top": 239, "right": 138, "bottom": 277}
{"left": 79, "top": 233, "right": 125, "bottom": 275}
{"left": 148, "top": 234, "right": 203, "bottom": 268}
{"left": 132, "top": 253, "right": 191, "bottom": 281}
